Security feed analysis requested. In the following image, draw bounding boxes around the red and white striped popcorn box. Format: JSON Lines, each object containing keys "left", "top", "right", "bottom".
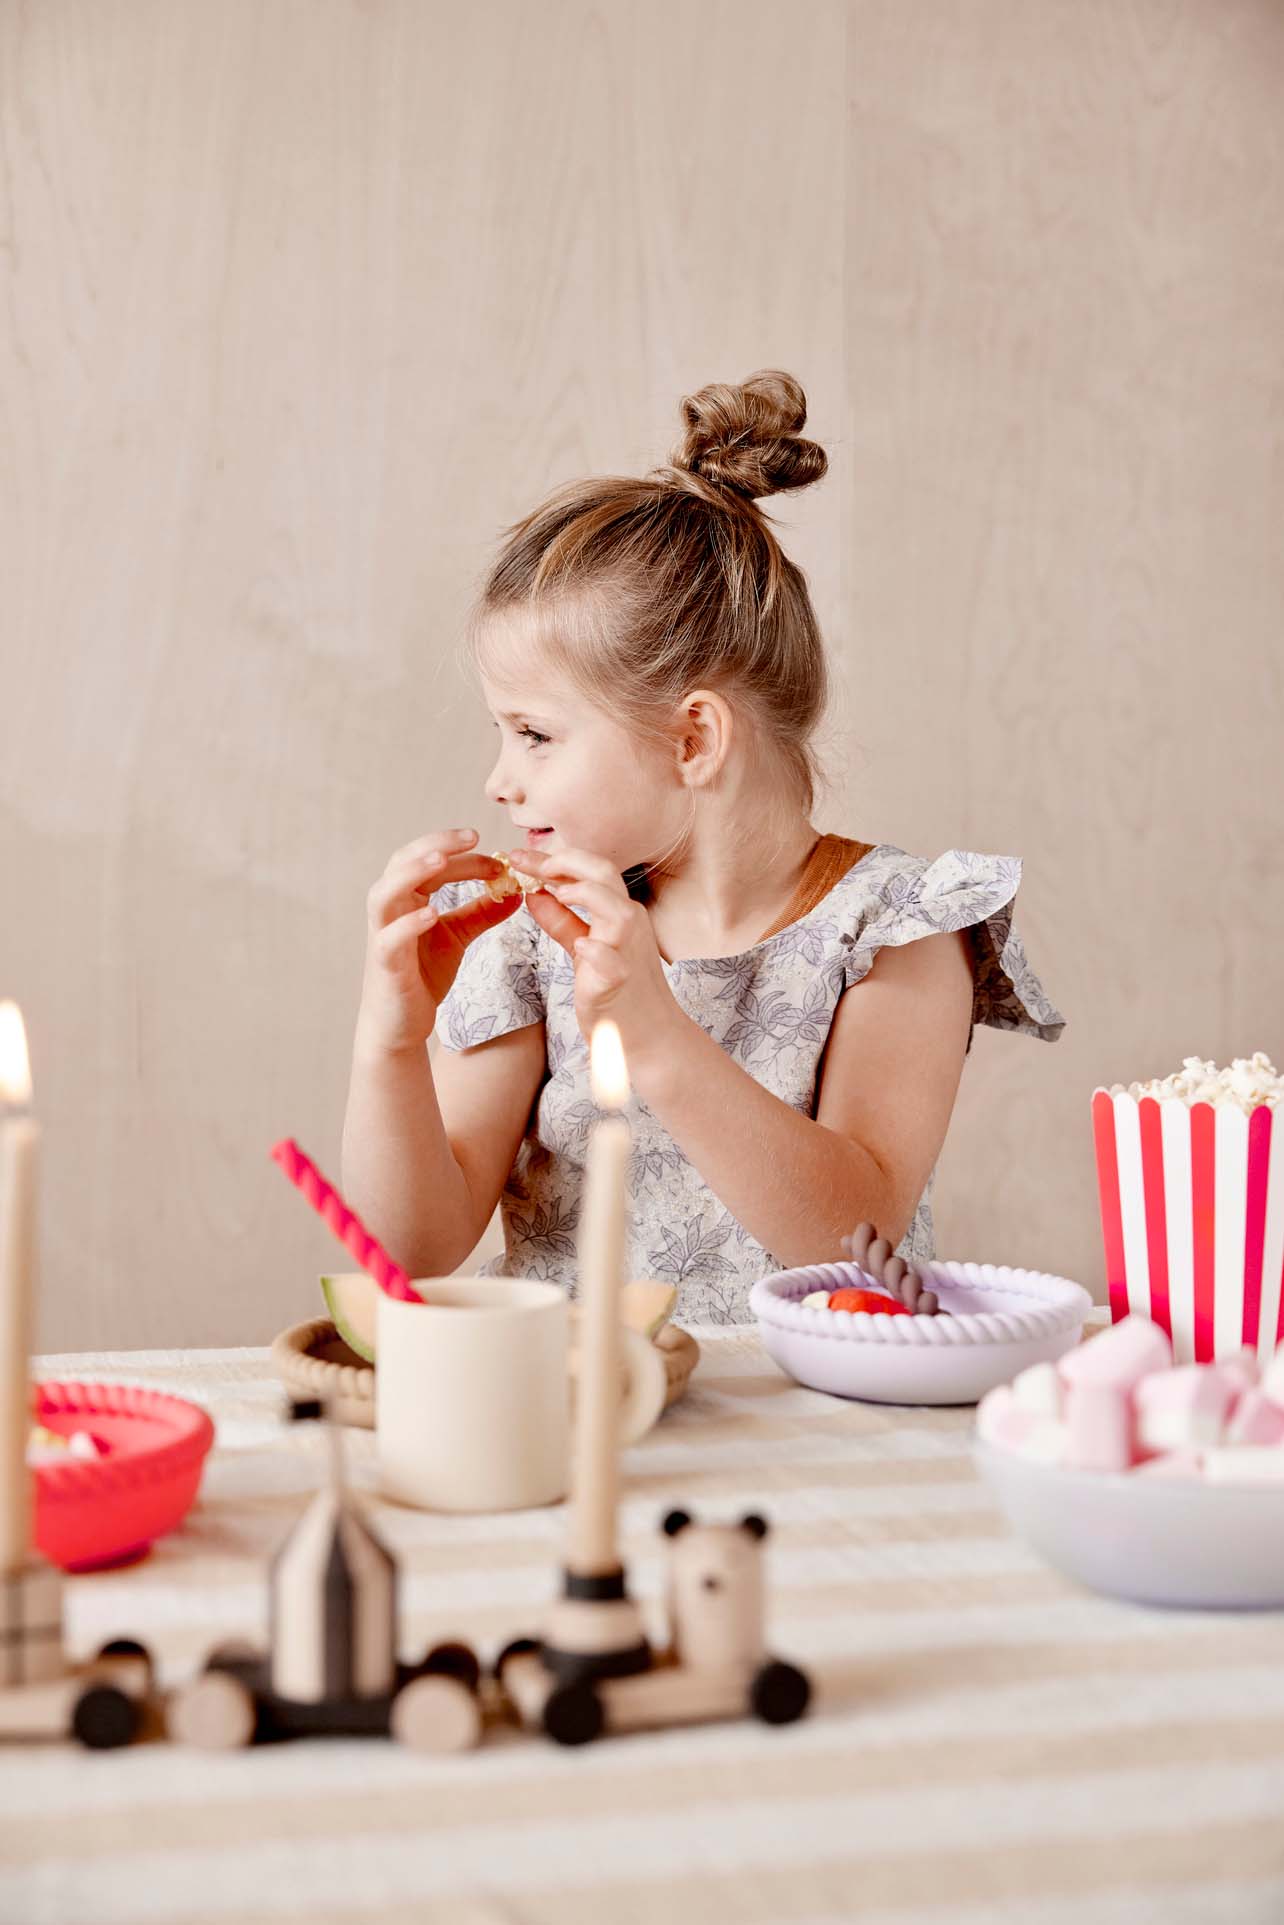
{"left": 1091, "top": 1089, "right": 1284, "bottom": 1364}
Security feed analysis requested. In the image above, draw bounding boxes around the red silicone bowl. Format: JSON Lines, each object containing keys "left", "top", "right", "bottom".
{"left": 33, "top": 1381, "right": 216, "bottom": 1572}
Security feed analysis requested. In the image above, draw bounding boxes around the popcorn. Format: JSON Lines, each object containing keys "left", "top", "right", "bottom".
{"left": 1107, "top": 1053, "right": 1284, "bottom": 1114}
{"left": 481, "top": 852, "right": 543, "bottom": 903}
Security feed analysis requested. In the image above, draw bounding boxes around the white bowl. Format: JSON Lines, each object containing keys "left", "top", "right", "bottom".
{"left": 749, "top": 1259, "right": 1092, "bottom": 1406}
{"left": 975, "top": 1436, "right": 1284, "bottom": 1609}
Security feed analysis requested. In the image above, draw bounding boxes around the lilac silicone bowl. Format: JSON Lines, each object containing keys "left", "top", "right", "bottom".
{"left": 749, "top": 1259, "right": 1092, "bottom": 1406}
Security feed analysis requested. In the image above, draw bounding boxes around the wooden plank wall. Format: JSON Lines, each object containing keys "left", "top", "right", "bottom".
{"left": 3, "top": 0, "right": 1281, "bottom": 1348}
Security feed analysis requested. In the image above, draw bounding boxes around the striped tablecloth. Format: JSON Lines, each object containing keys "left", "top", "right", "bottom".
{"left": 6, "top": 1329, "right": 1284, "bottom": 1925}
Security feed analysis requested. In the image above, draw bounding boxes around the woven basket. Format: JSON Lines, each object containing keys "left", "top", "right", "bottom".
{"left": 271, "top": 1316, "right": 700, "bottom": 1429}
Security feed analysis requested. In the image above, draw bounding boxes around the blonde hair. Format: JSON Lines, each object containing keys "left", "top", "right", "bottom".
{"left": 462, "top": 369, "right": 832, "bottom": 859}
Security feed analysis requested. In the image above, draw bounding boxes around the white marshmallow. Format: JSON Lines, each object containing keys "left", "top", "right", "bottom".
{"left": 1203, "top": 1447, "right": 1284, "bottom": 1484}
{"left": 1011, "top": 1362, "right": 1064, "bottom": 1421}
{"left": 1260, "top": 1348, "right": 1284, "bottom": 1406}
{"left": 976, "top": 1385, "right": 1015, "bottom": 1445}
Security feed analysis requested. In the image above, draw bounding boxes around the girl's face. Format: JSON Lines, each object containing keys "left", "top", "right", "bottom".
{"left": 480, "top": 657, "right": 681, "bottom": 871}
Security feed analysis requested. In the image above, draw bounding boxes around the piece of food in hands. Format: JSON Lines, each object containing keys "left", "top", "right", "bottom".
{"left": 481, "top": 851, "right": 544, "bottom": 902}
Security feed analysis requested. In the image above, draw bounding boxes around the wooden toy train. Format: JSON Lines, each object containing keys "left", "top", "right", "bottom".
{"left": 169, "top": 1209, "right": 814, "bottom": 1757}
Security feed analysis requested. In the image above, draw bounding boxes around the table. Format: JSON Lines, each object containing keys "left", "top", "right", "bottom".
{"left": 5, "top": 1329, "right": 1284, "bottom": 1925}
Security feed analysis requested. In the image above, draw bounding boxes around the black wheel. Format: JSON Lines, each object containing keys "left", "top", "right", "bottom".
{"left": 72, "top": 1684, "right": 140, "bottom": 1750}
{"left": 206, "top": 1638, "right": 261, "bottom": 1671}
{"left": 493, "top": 1636, "right": 540, "bottom": 1682}
{"left": 749, "top": 1659, "right": 810, "bottom": 1726}
{"left": 420, "top": 1640, "right": 481, "bottom": 1695}
{"left": 542, "top": 1680, "right": 603, "bottom": 1747}
{"left": 96, "top": 1637, "right": 154, "bottom": 1686}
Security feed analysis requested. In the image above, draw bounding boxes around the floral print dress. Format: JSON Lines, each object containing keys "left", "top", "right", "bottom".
{"left": 431, "top": 842, "right": 1065, "bottom": 1325}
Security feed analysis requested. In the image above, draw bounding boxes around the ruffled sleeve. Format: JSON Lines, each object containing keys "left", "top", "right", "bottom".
{"left": 431, "top": 880, "right": 546, "bottom": 1052}
{"left": 841, "top": 848, "right": 1066, "bottom": 1044}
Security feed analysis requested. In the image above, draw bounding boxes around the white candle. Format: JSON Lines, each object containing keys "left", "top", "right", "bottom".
{"left": 0, "top": 1002, "right": 38, "bottom": 1575}
{"left": 569, "top": 1021, "right": 631, "bottom": 1574}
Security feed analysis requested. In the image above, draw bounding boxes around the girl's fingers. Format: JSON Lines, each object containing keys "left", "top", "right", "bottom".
{"left": 373, "top": 899, "right": 439, "bottom": 968}
{"left": 521, "top": 888, "right": 590, "bottom": 953}
{"left": 393, "top": 827, "right": 478, "bottom": 868}
{"left": 572, "top": 938, "right": 624, "bottom": 987}
{"left": 374, "top": 886, "right": 519, "bottom": 969}
{"left": 543, "top": 878, "right": 628, "bottom": 943}
{"left": 509, "top": 846, "right": 618, "bottom": 889}
{"left": 369, "top": 851, "right": 506, "bottom": 930}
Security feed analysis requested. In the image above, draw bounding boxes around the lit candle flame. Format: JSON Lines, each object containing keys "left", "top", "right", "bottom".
{"left": 0, "top": 1003, "right": 32, "bottom": 1108}
{"left": 589, "top": 1019, "right": 629, "bottom": 1110}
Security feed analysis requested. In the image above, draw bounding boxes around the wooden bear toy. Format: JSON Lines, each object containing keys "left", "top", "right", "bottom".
{"left": 500, "top": 1507, "right": 810, "bottom": 1745}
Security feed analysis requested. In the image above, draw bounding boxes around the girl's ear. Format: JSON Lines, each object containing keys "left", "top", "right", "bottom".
{"left": 674, "top": 688, "right": 732, "bottom": 789}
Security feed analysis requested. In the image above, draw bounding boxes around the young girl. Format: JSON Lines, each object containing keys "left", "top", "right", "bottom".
{"left": 341, "top": 370, "right": 1065, "bottom": 1325}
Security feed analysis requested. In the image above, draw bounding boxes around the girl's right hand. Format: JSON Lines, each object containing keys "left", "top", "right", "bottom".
{"left": 356, "top": 828, "right": 523, "bottom": 1055}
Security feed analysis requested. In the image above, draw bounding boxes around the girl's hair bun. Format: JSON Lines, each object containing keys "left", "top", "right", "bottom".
{"left": 664, "top": 369, "right": 828, "bottom": 502}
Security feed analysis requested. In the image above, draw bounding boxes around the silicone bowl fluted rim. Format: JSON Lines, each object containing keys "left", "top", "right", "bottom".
{"left": 750, "top": 1259, "right": 1093, "bottom": 1348}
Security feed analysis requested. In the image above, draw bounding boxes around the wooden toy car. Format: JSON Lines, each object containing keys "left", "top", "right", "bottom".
{"left": 167, "top": 1400, "right": 484, "bottom": 1752}
{"left": 0, "top": 1560, "right": 155, "bottom": 1750}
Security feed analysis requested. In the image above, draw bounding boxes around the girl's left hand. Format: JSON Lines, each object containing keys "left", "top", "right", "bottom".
{"left": 507, "top": 846, "right": 681, "bottom": 1067}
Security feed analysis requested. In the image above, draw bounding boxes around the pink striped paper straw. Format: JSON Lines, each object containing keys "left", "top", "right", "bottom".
{"left": 270, "top": 1138, "right": 423, "bottom": 1303}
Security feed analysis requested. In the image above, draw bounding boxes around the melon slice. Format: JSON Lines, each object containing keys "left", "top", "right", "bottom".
{"left": 321, "top": 1272, "right": 676, "bottom": 1361}
{"left": 619, "top": 1280, "right": 678, "bottom": 1339}
{"left": 320, "top": 1273, "right": 380, "bottom": 1363}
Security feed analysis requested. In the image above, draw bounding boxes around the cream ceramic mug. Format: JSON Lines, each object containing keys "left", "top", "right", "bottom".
{"left": 375, "top": 1278, "right": 669, "bottom": 1513}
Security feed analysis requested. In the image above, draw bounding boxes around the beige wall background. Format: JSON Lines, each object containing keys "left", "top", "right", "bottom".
{"left": 3, "top": 0, "right": 1282, "bottom": 1351}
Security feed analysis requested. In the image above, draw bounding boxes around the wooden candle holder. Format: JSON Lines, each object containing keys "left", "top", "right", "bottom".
{"left": 167, "top": 1399, "right": 485, "bottom": 1752}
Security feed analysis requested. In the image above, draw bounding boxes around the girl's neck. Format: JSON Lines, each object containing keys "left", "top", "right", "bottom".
{"left": 636, "top": 818, "right": 823, "bottom": 963}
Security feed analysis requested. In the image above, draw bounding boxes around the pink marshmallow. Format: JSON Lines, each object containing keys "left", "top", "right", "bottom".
{"left": 1134, "top": 1449, "right": 1204, "bottom": 1478}
{"left": 977, "top": 1386, "right": 1065, "bottom": 1464}
{"left": 1059, "top": 1314, "right": 1172, "bottom": 1392}
{"left": 1259, "top": 1349, "right": 1284, "bottom": 1406}
{"left": 1134, "top": 1365, "right": 1237, "bottom": 1453}
{"left": 1225, "top": 1388, "right": 1284, "bottom": 1447}
{"left": 1219, "top": 1348, "right": 1260, "bottom": 1396}
{"left": 1064, "top": 1382, "right": 1135, "bottom": 1471}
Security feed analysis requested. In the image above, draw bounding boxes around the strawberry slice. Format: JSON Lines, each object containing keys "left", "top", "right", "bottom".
{"left": 827, "top": 1287, "right": 911, "bottom": 1316}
